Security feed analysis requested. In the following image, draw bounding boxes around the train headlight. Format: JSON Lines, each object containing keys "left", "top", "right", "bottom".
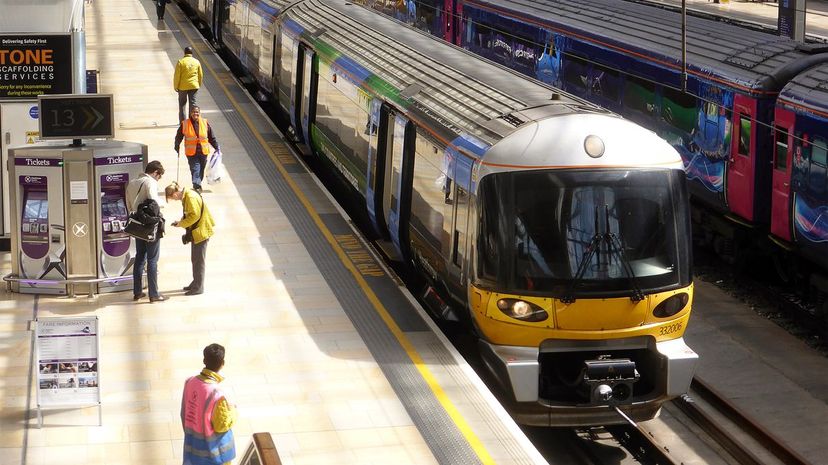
{"left": 584, "top": 135, "right": 605, "bottom": 158}
{"left": 653, "top": 292, "right": 690, "bottom": 318}
{"left": 496, "top": 298, "right": 548, "bottom": 322}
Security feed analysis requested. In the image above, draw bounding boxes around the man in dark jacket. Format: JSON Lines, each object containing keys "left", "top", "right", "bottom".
{"left": 156, "top": 0, "right": 170, "bottom": 21}
{"left": 126, "top": 160, "right": 167, "bottom": 302}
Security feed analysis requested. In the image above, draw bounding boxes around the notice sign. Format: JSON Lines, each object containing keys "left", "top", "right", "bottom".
{"left": 35, "top": 317, "right": 100, "bottom": 407}
{"left": 0, "top": 34, "right": 73, "bottom": 99}
{"left": 70, "top": 180, "right": 88, "bottom": 204}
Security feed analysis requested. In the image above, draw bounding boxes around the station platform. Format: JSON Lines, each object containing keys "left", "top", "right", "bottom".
{"left": 0, "top": 1, "right": 546, "bottom": 464}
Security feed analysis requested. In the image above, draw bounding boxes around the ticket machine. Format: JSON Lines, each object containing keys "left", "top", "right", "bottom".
{"left": 8, "top": 141, "right": 146, "bottom": 295}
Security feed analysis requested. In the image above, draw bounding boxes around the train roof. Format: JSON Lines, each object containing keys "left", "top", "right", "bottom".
{"left": 779, "top": 64, "right": 828, "bottom": 119}
{"left": 284, "top": 0, "right": 611, "bottom": 147}
{"left": 469, "top": 0, "right": 828, "bottom": 95}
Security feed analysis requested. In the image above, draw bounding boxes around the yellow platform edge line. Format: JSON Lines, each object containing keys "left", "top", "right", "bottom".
{"left": 170, "top": 10, "right": 496, "bottom": 465}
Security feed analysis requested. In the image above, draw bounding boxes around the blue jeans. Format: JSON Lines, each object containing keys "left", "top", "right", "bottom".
{"left": 188, "top": 153, "right": 208, "bottom": 190}
{"left": 134, "top": 238, "right": 160, "bottom": 298}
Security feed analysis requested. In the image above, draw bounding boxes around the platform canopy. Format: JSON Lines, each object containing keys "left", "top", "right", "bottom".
{"left": 0, "top": 0, "right": 84, "bottom": 33}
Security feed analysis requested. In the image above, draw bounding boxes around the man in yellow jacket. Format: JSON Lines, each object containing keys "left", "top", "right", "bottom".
{"left": 174, "top": 46, "right": 203, "bottom": 123}
{"left": 166, "top": 182, "right": 215, "bottom": 296}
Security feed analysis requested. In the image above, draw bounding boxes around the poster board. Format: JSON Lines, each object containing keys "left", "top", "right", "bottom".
{"left": 34, "top": 316, "right": 101, "bottom": 426}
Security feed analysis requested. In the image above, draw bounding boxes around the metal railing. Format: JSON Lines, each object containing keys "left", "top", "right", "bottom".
{"left": 3, "top": 273, "right": 137, "bottom": 297}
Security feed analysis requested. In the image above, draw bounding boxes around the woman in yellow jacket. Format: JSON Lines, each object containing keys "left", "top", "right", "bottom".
{"left": 166, "top": 182, "right": 215, "bottom": 295}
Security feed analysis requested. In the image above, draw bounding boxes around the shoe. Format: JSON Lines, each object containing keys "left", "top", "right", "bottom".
{"left": 133, "top": 292, "right": 146, "bottom": 301}
{"left": 149, "top": 294, "right": 167, "bottom": 302}
{"left": 194, "top": 186, "right": 202, "bottom": 194}
{"left": 184, "top": 289, "right": 203, "bottom": 296}
{"left": 183, "top": 284, "right": 192, "bottom": 291}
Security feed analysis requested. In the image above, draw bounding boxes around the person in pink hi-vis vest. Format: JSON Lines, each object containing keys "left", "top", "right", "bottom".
{"left": 181, "top": 343, "right": 237, "bottom": 465}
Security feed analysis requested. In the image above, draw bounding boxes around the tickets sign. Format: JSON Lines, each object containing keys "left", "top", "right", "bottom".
{"left": 0, "top": 34, "right": 73, "bottom": 99}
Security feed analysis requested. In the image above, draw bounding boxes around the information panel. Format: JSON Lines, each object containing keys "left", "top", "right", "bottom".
{"left": 35, "top": 316, "right": 100, "bottom": 407}
{"left": 0, "top": 34, "right": 73, "bottom": 99}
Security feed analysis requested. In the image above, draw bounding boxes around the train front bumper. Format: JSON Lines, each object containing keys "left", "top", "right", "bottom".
{"left": 479, "top": 336, "right": 698, "bottom": 426}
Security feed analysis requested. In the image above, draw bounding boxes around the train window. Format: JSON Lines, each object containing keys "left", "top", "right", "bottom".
{"left": 491, "top": 32, "right": 512, "bottom": 63}
{"left": 563, "top": 55, "right": 589, "bottom": 92}
{"left": 416, "top": 0, "right": 440, "bottom": 35}
{"left": 313, "top": 70, "right": 368, "bottom": 189}
{"left": 775, "top": 127, "right": 788, "bottom": 171}
{"left": 508, "top": 169, "right": 687, "bottom": 294}
{"left": 810, "top": 137, "right": 827, "bottom": 193}
{"left": 453, "top": 186, "right": 469, "bottom": 268}
{"left": 245, "top": 11, "right": 262, "bottom": 62}
{"left": 476, "top": 175, "right": 508, "bottom": 283}
{"left": 591, "top": 63, "right": 620, "bottom": 102}
{"left": 738, "top": 115, "right": 751, "bottom": 157}
{"left": 661, "top": 87, "right": 697, "bottom": 133}
{"left": 390, "top": 116, "right": 408, "bottom": 214}
{"left": 513, "top": 36, "right": 541, "bottom": 75}
{"left": 409, "top": 131, "right": 448, "bottom": 252}
{"left": 622, "top": 76, "right": 656, "bottom": 119}
{"left": 278, "top": 32, "right": 294, "bottom": 112}
{"left": 812, "top": 138, "right": 827, "bottom": 166}
{"left": 260, "top": 27, "right": 273, "bottom": 81}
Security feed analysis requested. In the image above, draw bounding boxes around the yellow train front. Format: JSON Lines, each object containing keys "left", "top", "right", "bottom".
{"left": 212, "top": 0, "right": 699, "bottom": 427}
{"left": 457, "top": 116, "right": 698, "bottom": 426}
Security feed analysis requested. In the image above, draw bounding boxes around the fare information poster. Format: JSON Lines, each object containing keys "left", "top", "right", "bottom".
{"left": 35, "top": 317, "right": 100, "bottom": 407}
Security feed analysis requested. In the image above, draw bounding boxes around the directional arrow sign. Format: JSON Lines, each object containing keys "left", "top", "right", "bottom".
{"left": 38, "top": 94, "right": 114, "bottom": 140}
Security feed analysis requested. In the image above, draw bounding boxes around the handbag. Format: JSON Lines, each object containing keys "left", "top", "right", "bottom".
{"left": 181, "top": 191, "right": 205, "bottom": 245}
{"left": 205, "top": 149, "right": 225, "bottom": 184}
{"left": 125, "top": 216, "right": 159, "bottom": 242}
{"left": 123, "top": 182, "right": 160, "bottom": 242}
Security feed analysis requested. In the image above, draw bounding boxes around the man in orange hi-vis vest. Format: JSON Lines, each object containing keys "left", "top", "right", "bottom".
{"left": 175, "top": 105, "right": 219, "bottom": 193}
{"left": 181, "top": 343, "right": 236, "bottom": 465}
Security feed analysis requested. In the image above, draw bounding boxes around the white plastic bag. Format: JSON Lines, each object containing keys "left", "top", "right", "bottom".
{"left": 205, "top": 149, "right": 225, "bottom": 184}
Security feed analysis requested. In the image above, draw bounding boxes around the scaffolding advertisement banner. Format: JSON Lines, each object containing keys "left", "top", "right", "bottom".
{"left": 35, "top": 316, "right": 100, "bottom": 407}
{"left": 0, "top": 34, "right": 73, "bottom": 99}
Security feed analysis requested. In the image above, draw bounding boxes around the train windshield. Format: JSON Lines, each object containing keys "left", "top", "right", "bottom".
{"left": 477, "top": 169, "right": 691, "bottom": 297}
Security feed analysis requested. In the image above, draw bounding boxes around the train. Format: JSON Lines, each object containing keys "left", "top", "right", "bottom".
{"left": 176, "top": 0, "right": 699, "bottom": 426}
{"left": 354, "top": 0, "right": 828, "bottom": 328}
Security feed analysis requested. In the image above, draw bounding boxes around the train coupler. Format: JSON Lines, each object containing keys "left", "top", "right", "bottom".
{"left": 582, "top": 357, "right": 640, "bottom": 405}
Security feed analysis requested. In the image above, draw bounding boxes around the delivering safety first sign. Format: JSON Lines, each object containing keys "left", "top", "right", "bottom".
{"left": 0, "top": 34, "right": 73, "bottom": 99}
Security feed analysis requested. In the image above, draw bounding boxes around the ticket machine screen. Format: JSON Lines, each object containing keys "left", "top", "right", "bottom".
{"left": 20, "top": 181, "right": 50, "bottom": 259}
{"left": 100, "top": 174, "right": 131, "bottom": 256}
{"left": 101, "top": 196, "right": 127, "bottom": 230}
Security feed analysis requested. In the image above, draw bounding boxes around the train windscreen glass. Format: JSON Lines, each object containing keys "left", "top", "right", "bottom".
{"left": 478, "top": 169, "right": 691, "bottom": 296}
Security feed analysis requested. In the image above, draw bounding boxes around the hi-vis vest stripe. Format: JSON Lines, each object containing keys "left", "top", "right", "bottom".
{"left": 183, "top": 118, "right": 210, "bottom": 157}
{"left": 182, "top": 377, "right": 235, "bottom": 465}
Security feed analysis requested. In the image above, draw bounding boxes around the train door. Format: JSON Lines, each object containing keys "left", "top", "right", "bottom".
{"left": 299, "top": 47, "right": 316, "bottom": 145}
{"left": 366, "top": 101, "right": 390, "bottom": 238}
{"left": 727, "top": 94, "right": 757, "bottom": 221}
{"left": 213, "top": 0, "right": 225, "bottom": 42}
{"left": 291, "top": 43, "right": 308, "bottom": 143}
{"left": 771, "top": 108, "right": 795, "bottom": 241}
{"left": 384, "top": 115, "right": 414, "bottom": 258}
{"left": 444, "top": 149, "right": 473, "bottom": 294}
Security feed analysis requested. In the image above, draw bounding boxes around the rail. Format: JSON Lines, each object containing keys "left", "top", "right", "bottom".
{"left": 3, "top": 273, "right": 137, "bottom": 297}
{"left": 238, "top": 433, "right": 282, "bottom": 465}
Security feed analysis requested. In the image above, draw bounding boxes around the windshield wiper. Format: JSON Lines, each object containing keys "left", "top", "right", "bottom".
{"left": 561, "top": 205, "right": 645, "bottom": 304}
{"left": 561, "top": 206, "right": 603, "bottom": 304}
{"left": 606, "top": 227, "right": 645, "bottom": 302}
